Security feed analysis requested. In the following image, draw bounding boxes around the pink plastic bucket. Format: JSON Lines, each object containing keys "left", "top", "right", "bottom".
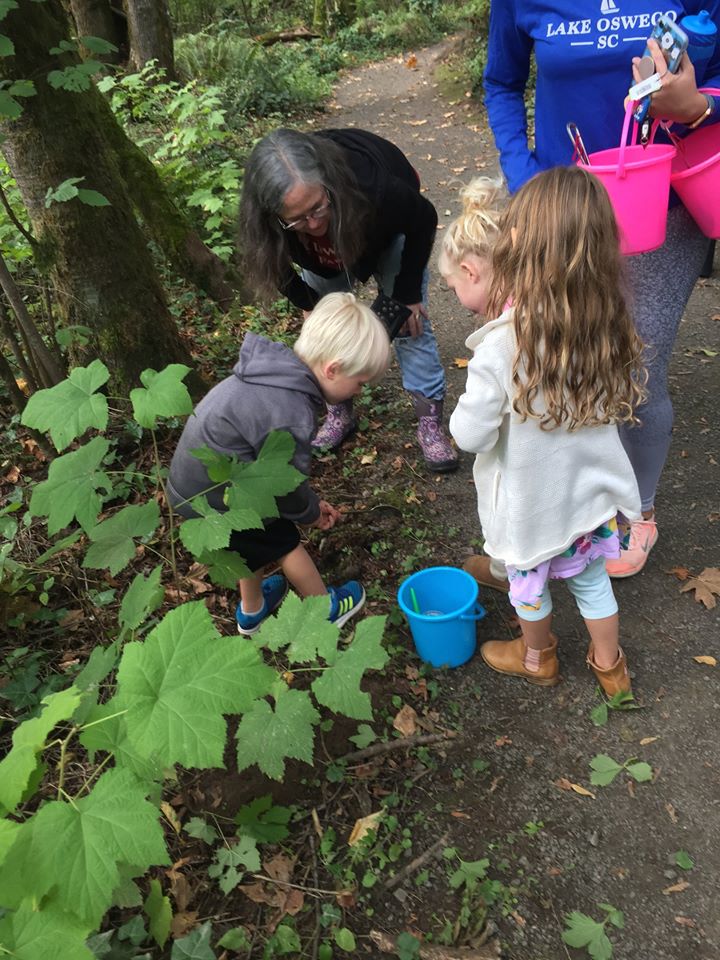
{"left": 577, "top": 102, "right": 676, "bottom": 255}
{"left": 670, "top": 88, "right": 720, "bottom": 239}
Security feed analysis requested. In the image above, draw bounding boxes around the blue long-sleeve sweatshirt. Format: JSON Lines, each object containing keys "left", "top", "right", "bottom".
{"left": 484, "top": 1, "right": 720, "bottom": 192}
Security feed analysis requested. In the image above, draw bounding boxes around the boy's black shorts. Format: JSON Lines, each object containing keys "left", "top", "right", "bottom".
{"left": 228, "top": 517, "right": 300, "bottom": 572}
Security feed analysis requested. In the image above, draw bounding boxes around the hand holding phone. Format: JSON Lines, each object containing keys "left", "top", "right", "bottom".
{"left": 632, "top": 15, "right": 689, "bottom": 123}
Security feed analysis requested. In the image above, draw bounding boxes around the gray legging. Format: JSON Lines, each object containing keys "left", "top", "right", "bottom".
{"left": 620, "top": 205, "right": 711, "bottom": 512}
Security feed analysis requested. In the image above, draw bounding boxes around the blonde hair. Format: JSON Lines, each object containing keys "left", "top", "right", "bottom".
{"left": 294, "top": 292, "right": 390, "bottom": 382}
{"left": 487, "top": 166, "right": 647, "bottom": 430}
{"left": 438, "top": 176, "right": 505, "bottom": 276}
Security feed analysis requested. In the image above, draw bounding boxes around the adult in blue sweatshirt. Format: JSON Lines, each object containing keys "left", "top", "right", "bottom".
{"left": 484, "top": 0, "right": 719, "bottom": 578}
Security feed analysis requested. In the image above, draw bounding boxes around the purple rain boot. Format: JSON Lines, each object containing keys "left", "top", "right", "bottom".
{"left": 311, "top": 400, "right": 357, "bottom": 450}
{"left": 411, "top": 392, "right": 459, "bottom": 473}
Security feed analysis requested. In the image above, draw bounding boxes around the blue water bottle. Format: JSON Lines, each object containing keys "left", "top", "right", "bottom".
{"left": 680, "top": 10, "right": 717, "bottom": 85}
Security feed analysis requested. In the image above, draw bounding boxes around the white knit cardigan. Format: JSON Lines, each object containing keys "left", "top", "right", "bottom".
{"left": 449, "top": 310, "right": 641, "bottom": 570}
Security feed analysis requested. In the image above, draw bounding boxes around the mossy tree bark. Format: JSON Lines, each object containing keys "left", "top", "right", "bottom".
{"left": 68, "top": 0, "right": 124, "bottom": 63}
{"left": 0, "top": 0, "right": 206, "bottom": 393}
{"left": 125, "top": 0, "right": 176, "bottom": 80}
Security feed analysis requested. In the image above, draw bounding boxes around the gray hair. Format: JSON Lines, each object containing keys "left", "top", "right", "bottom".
{"left": 238, "top": 128, "right": 369, "bottom": 302}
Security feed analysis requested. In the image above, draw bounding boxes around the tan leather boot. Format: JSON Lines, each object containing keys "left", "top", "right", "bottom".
{"left": 463, "top": 555, "right": 509, "bottom": 593}
{"left": 480, "top": 634, "right": 560, "bottom": 686}
{"left": 587, "top": 647, "right": 632, "bottom": 696}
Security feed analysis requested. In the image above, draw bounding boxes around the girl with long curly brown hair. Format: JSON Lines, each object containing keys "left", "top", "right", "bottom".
{"left": 445, "top": 166, "right": 647, "bottom": 695}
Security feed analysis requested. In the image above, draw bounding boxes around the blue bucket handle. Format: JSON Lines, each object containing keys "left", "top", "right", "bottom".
{"left": 459, "top": 602, "right": 486, "bottom": 623}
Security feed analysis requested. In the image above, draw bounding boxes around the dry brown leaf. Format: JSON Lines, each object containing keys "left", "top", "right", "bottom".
{"left": 392, "top": 703, "right": 418, "bottom": 737}
{"left": 674, "top": 916, "right": 696, "bottom": 927}
{"left": 693, "top": 655, "right": 717, "bottom": 666}
{"left": 450, "top": 810, "right": 471, "bottom": 819}
{"left": 666, "top": 802, "right": 679, "bottom": 823}
{"left": 680, "top": 567, "right": 720, "bottom": 609}
{"left": 348, "top": 810, "right": 384, "bottom": 847}
{"left": 264, "top": 852, "right": 294, "bottom": 884}
{"left": 667, "top": 566, "right": 691, "bottom": 581}
{"left": 554, "top": 777, "right": 596, "bottom": 799}
{"left": 160, "top": 801, "right": 182, "bottom": 835}
{"left": 170, "top": 910, "right": 198, "bottom": 939}
{"left": 663, "top": 880, "right": 690, "bottom": 895}
{"left": 3, "top": 465, "right": 20, "bottom": 483}
{"left": 453, "top": 357, "right": 469, "bottom": 368}
{"left": 495, "top": 735, "right": 512, "bottom": 747}
{"left": 405, "top": 53, "right": 418, "bottom": 69}
{"left": 640, "top": 736, "right": 659, "bottom": 746}
{"left": 406, "top": 118, "right": 426, "bottom": 125}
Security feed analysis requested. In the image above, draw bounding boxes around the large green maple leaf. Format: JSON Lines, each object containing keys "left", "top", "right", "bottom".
{"left": 224, "top": 430, "right": 305, "bottom": 518}
{"left": 116, "top": 602, "right": 275, "bottom": 768}
{"left": 20, "top": 359, "right": 109, "bottom": 451}
{"left": 235, "top": 687, "right": 320, "bottom": 780}
{"left": 0, "top": 686, "right": 81, "bottom": 814}
{"left": 256, "top": 592, "right": 338, "bottom": 663}
{"left": 198, "top": 548, "right": 252, "bottom": 588}
{"left": 311, "top": 616, "right": 387, "bottom": 720}
{"left": 178, "top": 495, "right": 262, "bottom": 555}
{"left": 129, "top": 364, "right": 193, "bottom": 429}
{"left": 0, "top": 901, "right": 94, "bottom": 960}
{"left": 83, "top": 501, "right": 160, "bottom": 575}
{"left": 0, "top": 767, "right": 169, "bottom": 928}
{"left": 79, "top": 700, "right": 165, "bottom": 782}
{"left": 29, "top": 436, "right": 113, "bottom": 534}
{"left": 119, "top": 566, "right": 165, "bottom": 634}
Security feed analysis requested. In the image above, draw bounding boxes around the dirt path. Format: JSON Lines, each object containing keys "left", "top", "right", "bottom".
{"left": 304, "top": 39, "right": 720, "bottom": 960}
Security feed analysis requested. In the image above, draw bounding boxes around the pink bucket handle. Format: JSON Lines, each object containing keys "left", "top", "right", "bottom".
{"left": 658, "top": 87, "right": 720, "bottom": 164}
{"left": 617, "top": 101, "right": 660, "bottom": 177}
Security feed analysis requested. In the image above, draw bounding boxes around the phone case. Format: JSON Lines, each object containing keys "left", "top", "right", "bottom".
{"left": 370, "top": 292, "right": 412, "bottom": 341}
{"left": 633, "top": 16, "right": 690, "bottom": 123}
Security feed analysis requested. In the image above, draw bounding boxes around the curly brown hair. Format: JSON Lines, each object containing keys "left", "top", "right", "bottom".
{"left": 487, "top": 166, "right": 647, "bottom": 430}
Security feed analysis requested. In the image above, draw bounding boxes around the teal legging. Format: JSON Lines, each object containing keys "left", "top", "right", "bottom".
{"left": 513, "top": 558, "right": 618, "bottom": 623}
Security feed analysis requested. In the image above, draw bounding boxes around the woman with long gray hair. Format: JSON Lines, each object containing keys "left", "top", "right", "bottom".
{"left": 238, "top": 127, "right": 457, "bottom": 472}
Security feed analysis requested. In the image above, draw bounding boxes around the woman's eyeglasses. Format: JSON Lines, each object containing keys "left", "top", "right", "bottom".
{"left": 278, "top": 190, "right": 332, "bottom": 231}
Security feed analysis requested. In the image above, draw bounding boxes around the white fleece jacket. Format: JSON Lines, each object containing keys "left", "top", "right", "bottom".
{"left": 449, "top": 310, "right": 641, "bottom": 570}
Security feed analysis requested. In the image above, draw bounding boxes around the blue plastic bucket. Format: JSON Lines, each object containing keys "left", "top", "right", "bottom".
{"left": 397, "top": 566, "right": 486, "bottom": 668}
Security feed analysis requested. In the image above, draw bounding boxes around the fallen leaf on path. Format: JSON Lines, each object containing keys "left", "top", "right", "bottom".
{"left": 693, "top": 655, "right": 717, "bottom": 666}
{"left": 348, "top": 810, "right": 384, "bottom": 847}
{"left": 453, "top": 357, "right": 469, "bottom": 368}
{"left": 405, "top": 54, "right": 417, "bottom": 69}
{"left": 680, "top": 567, "right": 720, "bottom": 608}
{"left": 554, "top": 778, "right": 596, "bottom": 799}
{"left": 667, "top": 566, "right": 690, "bottom": 581}
{"left": 666, "top": 802, "right": 679, "bottom": 823}
{"left": 674, "top": 916, "right": 696, "bottom": 927}
{"left": 360, "top": 449, "right": 377, "bottom": 465}
{"left": 639, "top": 737, "right": 659, "bottom": 746}
{"left": 393, "top": 703, "right": 418, "bottom": 736}
{"left": 663, "top": 880, "right": 690, "bottom": 895}
{"left": 450, "top": 810, "right": 471, "bottom": 819}
{"left": 495, "top": 735, "right": 512, "bottom": 747}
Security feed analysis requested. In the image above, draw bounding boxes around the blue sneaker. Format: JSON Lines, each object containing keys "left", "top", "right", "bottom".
{"left": 236, "top": 575, "right": 289, "bottom": 636}
{"left": 328, "top": 581, "right": 365, "bottom": 628}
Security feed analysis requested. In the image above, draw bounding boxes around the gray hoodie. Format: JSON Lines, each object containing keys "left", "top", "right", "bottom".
{"left": 167, "top": 333, "right": 324, "bottom": 524}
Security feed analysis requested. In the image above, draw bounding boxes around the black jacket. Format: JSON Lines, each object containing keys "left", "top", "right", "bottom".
{"left": 281, "top": 128, "right": 438, "bottom": 310}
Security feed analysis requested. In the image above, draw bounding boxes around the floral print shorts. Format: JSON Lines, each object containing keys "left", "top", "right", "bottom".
{"left": 506, "top": 517, "right": 620, "bottom": 612}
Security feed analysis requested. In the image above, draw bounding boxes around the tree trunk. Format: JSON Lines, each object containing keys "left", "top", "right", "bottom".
{"left": 0, "top": 0, "right": 202, "bottom": 394}
{"left": 312, "top": 0, "right": 327, "bottom": 36}
{"left": 68, "top": 0, "right": 125, "bottom": 63}
{"left": 97, "top": 98, "right": 241, "bottom": 309}
{"left": 125, "top": 0, "right": 176, "bottom": 80}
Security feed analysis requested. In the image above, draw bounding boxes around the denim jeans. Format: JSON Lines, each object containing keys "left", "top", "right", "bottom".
{"left": 301, "top": 234, "right": 446, "bottom": 400}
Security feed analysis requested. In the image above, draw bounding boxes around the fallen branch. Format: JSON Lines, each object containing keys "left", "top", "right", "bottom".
{"left": 340, "top": 731, "right": 457, "bottom": 766}
{"left": 255, "top": 26, "right": 321, "bottom": 45}
{"left": 369, "top": 929, "right": 502, "bottom": 959}
{"left": 384, "top": 833, "right": 449, "bottom": 891}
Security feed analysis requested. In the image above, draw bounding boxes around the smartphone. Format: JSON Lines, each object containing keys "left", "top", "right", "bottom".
{"left": 632, "top": 15, "right": 689, "bottom": 123}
